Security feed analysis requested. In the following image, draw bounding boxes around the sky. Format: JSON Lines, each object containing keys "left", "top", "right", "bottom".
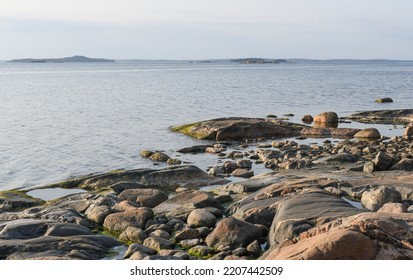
{"left": 1, "top": 0, "right": 413, "bottom": 60}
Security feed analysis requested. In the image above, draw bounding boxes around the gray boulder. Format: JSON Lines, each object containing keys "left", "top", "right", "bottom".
{"left": 361, "top": 186, "right": 402, "bottom": 211}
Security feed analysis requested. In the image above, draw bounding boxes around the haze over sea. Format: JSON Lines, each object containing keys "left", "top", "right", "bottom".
{"left": 1, "top": 60, "right": 412, "bottom": 191}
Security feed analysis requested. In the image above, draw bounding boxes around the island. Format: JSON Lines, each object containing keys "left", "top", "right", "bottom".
{"left": 230, "top": 58, "right": 287, "bottom": 64}
{"left": 7, "top": 55, "right": 115, "bottom": 63}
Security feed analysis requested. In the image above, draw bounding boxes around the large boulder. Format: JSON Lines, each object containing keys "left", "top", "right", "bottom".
{"left": 390, "top": 158, "right": 413, "bottom": 171}
{"left": 170, "top": 117, "right": 305, "bottom": 141}
{"left": 372, "top": 152, "right": 394, "bottom": 171}
{"left": 118, "top": 189, "right": 168, "bottom": 208}
{"left": 354, "top": 128, "right": 381, "bottom": 139}
{"left": 103, "top": 208, "right": 154, "bottom": 232}
{"left": 361, "top": 186, "right": 402, "bottom": 211}
{"left": 153, "top": 191, "right": 223, "bottom": 220}
{"left": 268, "top": 191, "right": 361, "bottom": 247}
{"left": 313, "top": 112, "right": 339, "bottom": 124}
{"left": 205, "top": 217, "right": 262, "bottom": 250}
{"left": 187, "top": 209, "right": 217, "bottom": 228}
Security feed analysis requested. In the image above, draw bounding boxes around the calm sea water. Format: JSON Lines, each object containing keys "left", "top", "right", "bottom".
{"left": 0, "top": 60, "right": 412, "bottom": 191}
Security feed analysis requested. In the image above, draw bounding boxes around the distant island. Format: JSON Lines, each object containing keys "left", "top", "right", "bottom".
{"left": 7, "top": 55, "right": 115, "bottom": 63}
{"left": 230, "top": 58, "right": 287, "bottom": 64}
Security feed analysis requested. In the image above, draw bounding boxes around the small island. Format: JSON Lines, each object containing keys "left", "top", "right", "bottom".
{"left": 7, "top": 55, "right": 115, "bottom": 63}
{"left": 230, "top": 58, "right": 287, "bottom": 64}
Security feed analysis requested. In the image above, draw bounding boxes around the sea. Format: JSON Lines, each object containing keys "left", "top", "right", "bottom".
{"left": 1, "top": 60, "right": 412, "bottom": 192}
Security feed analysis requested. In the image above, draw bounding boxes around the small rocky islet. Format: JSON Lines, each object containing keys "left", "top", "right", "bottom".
{"left": 1, "top": 109, "right": 413, "bottom": 260}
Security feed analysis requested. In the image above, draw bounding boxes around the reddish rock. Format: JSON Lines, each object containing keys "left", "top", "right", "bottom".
{"left": 206, "top": 217, "right": 262, "bottom": 250}
{"left": 403, "top": 123, "right": 413, "bottom": 139}
{"left": 103, "top": 208, "right": 154, "bottom": 232}
{"left": 314, "top": 112, "right": 339, "bottom": 123}
{"left": 377, "top": 203, "right": 408, "bottom": 214}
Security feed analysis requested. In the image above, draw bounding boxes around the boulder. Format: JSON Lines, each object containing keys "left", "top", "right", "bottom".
{"left": 361, "top": 187, "right": 402, "bottom": 211}
{"left": 313, "top": 112, "right": 339, "bottom": 124}
{"left": 301, "top": 115, "right": 313, "bottom": 123}
{"left": 118, "top": 189, "right": 168, "bottom": 208}
{"left": 372, "top": 152, "right": 394, "bottom": 171}
{"left": 170, "top": 117, "right": 305, "bottom": 141}
{"left": 263, "top": 228, "right": 377, "bottom": 260}
{"left": 377, "top": 203, "right": 408, "bottom": 214}
{"left": 119, "top": 226, "right": 147, "bottom": 243}
{"left": 231, "top": 169, "right": 254, "bottom": 178}
{"left": 187, "top": 209, "right": 217, "bottom": 228}
{"left": 177, "top": 145, "right": 212, "bottom": 154}
{"left": 205, "top": 217, "right": 262, "bottom": 250}
{"left": 173, "top": 228, "right": 201, "bottom": 242}
{"left": 140, "top": 150, "right": 154, "bottom": 158}
{"left": 153, "top": 191, "right": 223, "bottom": 219}
{"left": 237, "top": 159, "right": 253, "bottom": 170}
{"left": 103, "top": 208, "right": 154, "bottom": 232}
{"left": 143, "top": 236, "right": 173, "bottom": 251}
{"left": 390, "top": 158, "right": 413, "bottom": 171}
{"left": 268, "top": 191, "right": 361, "bottom": 247}
{"left": 149, "top": 151, "right": 170, "bottom": 162}
{"left": 85, "top": 205, "right": 112, "bottom": 225}
{"left": 403, "top": 123, "right": 413, "bottom": 139}
{"left": 231, "top": 197, "right": 280, "bottom": 227}
{"left": 354, "top": 128, "right": 381, "bottom": 139}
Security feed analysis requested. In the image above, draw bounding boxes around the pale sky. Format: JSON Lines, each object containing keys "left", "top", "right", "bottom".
{"left": 1, "top": 0, "right": 413, "bottom": 60}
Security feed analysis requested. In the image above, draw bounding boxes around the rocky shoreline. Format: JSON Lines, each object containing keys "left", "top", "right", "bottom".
{"left": 1, "top": 109, "right": 413, "bottom": 260}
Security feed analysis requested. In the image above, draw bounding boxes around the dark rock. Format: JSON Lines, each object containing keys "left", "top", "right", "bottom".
{"left": 103, "top": 208, "right": 154, "bottom": 232}
{"left": 109, "top": 181, "right": 145, "bottom": 194}
{"left": 143, "top": 255, "right": 183, "bottom": 260}
{"left": 247, "top": 240, "right": 262, "bottom": 257}
{"left": 361, "top": 186, "right": 402, "bottom": 211}
{"left": 375, "top": 97, "right": 393, "bottom": 103}
{"left": 231, "top": 197, "right": 280, "bottom": 227}
{"left": 180, "top": 238, "right": 202, "bottom": 249}
{"left": 0, "top": 191, "right": 44, "bottom": 211}
{"left": 206, "top": 217, "right": 262, "bottom": 250}
{"left": 237, "top": 159, "right": 253, "bottom": 170}
{"left": 177, "top": 145, "right": 212, "bottom": 154}
{"left": 345, "top": 109, "right": 413, "bottom": 125}
{"left": 167, "top": 158, "right": 182, "bottom": 165}
{"left": 390, "top": 158, "right": 413, "bottom": 171}
{"left": 118, "top": 189, "right": 168, "bottom": 208}
{"left": 302, "top": 115, "right": 314, "bottom": 123}
{"left": 373, "top": 152, "right": 394, "bottom": 171}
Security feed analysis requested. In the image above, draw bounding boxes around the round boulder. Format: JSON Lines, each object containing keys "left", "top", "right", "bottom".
{"left": 361, "top": 186, "right": 402, "bottom": 211}
{"left": 118, "top": 189, "right": 168, "bottom": 208}
{"left": 314, "top": 112, "right": 338, "bottom": 124}
{"left": 187, "top": 209, "right": 217, "bottom": 228}
{"left": 354, "top": 128, "right": 381, "bottom": 139}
